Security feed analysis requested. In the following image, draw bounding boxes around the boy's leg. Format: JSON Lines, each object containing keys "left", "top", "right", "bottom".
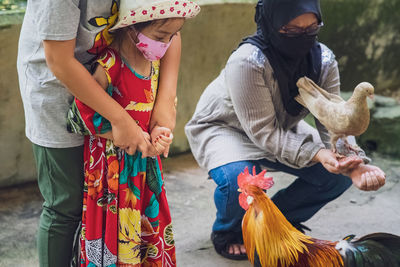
{"left": 32, "top": 144, "right": 84, "bottom": 267}
{"left": 260, "top": 159, "right": 352, "bottom": 224}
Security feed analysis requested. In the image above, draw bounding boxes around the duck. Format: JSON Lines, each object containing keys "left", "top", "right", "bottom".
{"left": 295, "top": 76, "right": 374, "bottom": 155}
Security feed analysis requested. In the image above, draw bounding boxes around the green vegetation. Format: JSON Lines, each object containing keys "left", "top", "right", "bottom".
{"left": 0, "top": 0, "right": 25, "bottom": 11}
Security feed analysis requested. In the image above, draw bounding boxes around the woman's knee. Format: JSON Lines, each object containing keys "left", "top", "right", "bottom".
{"left": 300, "top": 163, "right": 352, "bottom": 196}
{"left": 209, "top": 160, "right": 262, "bottom": 189}
{"left": 319, "top": 174, "right": 352, "bottom": 197}
{"left": 210, "top": 161, "right": 262, "bottom": 208}
{"left": 210, "top": 164, "right": 239, "bottom": 209}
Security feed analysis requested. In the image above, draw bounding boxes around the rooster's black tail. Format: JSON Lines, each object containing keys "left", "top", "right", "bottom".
{"left": 337, "top": 232, "right": 400, "bottom": 267}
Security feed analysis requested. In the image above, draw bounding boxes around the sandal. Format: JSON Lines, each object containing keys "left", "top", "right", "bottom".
{"left": 211, "top": 231, "right": 248, "bottom": 260}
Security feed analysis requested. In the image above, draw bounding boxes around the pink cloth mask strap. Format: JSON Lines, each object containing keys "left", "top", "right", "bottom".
{"left": 136, "top": 32, "right": 172, "bottom": 61}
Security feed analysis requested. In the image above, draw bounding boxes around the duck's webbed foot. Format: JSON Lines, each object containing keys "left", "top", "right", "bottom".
{"left": 330, "top": 136, "right": 345, "bottom": 158}
{"left": 343, "top": 138, "right": 361, "bottom": 154}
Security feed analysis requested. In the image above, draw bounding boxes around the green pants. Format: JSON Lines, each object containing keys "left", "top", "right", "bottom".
{"left": 32, "top": 144, "right": 84, "bottom": 267}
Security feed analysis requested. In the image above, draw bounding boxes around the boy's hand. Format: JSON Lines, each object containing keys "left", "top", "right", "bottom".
{"left": 140, "top": 130, "right": 160, "bottom": 158}
{"left": 96, "top": 131, "right": 113, "bottom": 140}
{"left": 111, "top": 114, "right": 157, "bottom": 157}
{"left": 150, "top": 126, "right": 173, "bottom": 157}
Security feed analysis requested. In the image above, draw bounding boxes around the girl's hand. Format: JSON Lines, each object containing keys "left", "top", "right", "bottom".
{"left": 150, "top": 126, "right": 173, "bottom": 157}
{"left": 348, "top": 164, "right": 386, "bottom": 191}
{"left": 153, "top": 134, "right": 174, "bottom": 157}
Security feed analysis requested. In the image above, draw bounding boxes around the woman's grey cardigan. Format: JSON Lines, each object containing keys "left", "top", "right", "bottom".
{"left": 185, "top": 43, "right": 368, "bottom": 171}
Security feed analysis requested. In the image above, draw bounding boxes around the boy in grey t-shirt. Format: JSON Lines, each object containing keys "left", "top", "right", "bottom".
{"left": 17, "top": 1, "right": 179, "bottom": 265}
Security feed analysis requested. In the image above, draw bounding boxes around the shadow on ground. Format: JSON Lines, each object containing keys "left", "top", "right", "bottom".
{"left": 0, "top": 153, "right": 399, "bottom": 267}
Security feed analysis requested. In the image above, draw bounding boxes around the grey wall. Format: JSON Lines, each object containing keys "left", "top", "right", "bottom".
{"left": 0, "top": 23, "right": 36, "bottom": 187}
{"left": 172, "top": 4, "right": 257, "bottom": 153}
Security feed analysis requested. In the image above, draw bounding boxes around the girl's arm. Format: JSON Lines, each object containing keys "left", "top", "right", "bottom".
{"left": 148, "top": 33, "right": 181, "bottom": 157}
{"left": 149, "top": 33, "right": 181, "bottom": 131}
{"left": 43, "top": 39, "right": 154, "bottom": 156}
{"left": 91, "top": 65, "right": 114, "bottom": 140}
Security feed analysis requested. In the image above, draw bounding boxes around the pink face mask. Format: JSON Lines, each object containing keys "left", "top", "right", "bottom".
{"left": 135, "top": 32, "right": 172, "bottom": 61}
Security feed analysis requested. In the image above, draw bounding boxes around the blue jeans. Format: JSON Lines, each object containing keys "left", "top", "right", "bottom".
{"left": 208, "top": 159, "right": 352, "bottom": 233}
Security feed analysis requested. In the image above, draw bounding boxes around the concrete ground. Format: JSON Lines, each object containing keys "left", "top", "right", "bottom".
{"left": 0, "top": 152, "right": 399, "bottom": 267}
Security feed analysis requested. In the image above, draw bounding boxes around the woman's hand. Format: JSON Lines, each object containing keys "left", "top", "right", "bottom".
{"left": 150, "top": 126, "right": 173, "bottom": 157}
{"left": 312, "top": 149, "right": 341, "bottom": 173}
{"left": 312, "top": 149, "right": 362, "bottom": 174}
{"left": 337, "top": 155, "right": 363, "bottom": 175}
{"left": 313, "top": 149, "right": 385, "bottom": 191}
{"left": 348, "top": 164, "right": 386, "bottom": 191}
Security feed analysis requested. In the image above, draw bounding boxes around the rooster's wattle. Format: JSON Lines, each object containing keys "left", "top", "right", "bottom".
{"left": 238, "top": 167, "right": 400, "bottom": 267}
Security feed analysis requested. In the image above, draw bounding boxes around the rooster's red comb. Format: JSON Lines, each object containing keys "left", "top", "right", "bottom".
{"left": 237, "top": 166, "right": 274, "bottom": 190}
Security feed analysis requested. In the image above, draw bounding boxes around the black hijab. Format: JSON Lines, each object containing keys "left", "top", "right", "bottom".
{"left": 240, "top": 0, "right": 322, "bottom": 116}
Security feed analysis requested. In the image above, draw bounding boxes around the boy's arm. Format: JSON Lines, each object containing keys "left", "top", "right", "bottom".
{"left": 43, "top": 39, "right": 155, "bottom": 156}
{"left": 149, "top": 33, "right": 181, "bottom": 131}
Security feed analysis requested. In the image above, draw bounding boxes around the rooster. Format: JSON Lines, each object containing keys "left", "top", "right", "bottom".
{"left": 238, "top": 167, "right": 400, "bottom": 267}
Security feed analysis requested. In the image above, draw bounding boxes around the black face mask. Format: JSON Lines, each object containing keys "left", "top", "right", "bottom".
{"left": 239, "top": 0, "right": 322, "bottom": 116}
{"left": 271, "top": 32, "right": 317, "bottom": 59}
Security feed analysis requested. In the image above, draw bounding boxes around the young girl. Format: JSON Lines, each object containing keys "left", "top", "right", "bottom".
{"left": 67, "top": 0, "right": 200, "bottom": 266}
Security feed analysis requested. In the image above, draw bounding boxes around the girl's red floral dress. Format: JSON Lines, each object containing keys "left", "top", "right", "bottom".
{"left": 67, "top": 47, "right": 176, "bottom": 267}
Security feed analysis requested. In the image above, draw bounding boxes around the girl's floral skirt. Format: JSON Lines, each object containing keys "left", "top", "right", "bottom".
{"left": 80, "top": 137, "right": 176, "bottom": 267}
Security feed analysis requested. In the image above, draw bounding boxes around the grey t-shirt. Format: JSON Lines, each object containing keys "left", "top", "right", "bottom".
{"left": 17, "top": 0, "right": 118, "bottom": 148}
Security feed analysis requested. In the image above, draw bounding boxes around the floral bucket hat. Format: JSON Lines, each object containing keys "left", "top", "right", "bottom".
{"left": 109, "top": 0, "right": 201, "bottom": 31}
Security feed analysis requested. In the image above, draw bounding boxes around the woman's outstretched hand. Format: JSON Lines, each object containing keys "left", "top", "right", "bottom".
{"left": 348, "top": 164, "right": 386, "bottom": 191}
{"left": 312, "top": 149, "right": 362, "bottom": 174}
{"left": 337, "top": 155, "right": 364, "bottom": 174}
{"left": 313, "top": 148, "right": 386, "bottom": 191}
{"left": 312, "top": 149, "right": 340, "bottom": 173}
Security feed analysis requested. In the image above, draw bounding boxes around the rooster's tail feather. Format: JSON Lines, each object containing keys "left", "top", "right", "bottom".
{"left": 338, "top": 232, "right": 400, "bottom": 267}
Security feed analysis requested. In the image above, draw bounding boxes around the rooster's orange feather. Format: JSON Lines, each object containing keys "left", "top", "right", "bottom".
{"left": 239, "top": 168, "right": 400, "bottom": 267}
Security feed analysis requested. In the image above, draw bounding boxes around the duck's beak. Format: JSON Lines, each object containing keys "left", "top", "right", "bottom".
{"left": 368, "top": 94, "right": 375, "bottom": 100}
